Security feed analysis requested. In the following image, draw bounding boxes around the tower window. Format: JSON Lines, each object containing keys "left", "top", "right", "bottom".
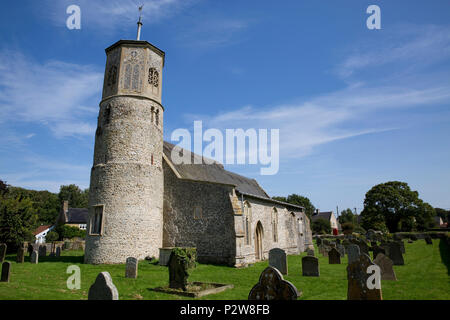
{"left": 155, "top": 109, "right": 159, "bottom": 126}
{"left": 103, "top": 104, "right": 111, "bottom": 125}
{"left": 90, "top": 205, "right": 104, "bottom": 235}
{"left": 148, "top": 68, "right": 159, "bottom": 87}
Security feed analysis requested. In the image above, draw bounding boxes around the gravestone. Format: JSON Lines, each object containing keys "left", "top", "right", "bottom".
{"left": 31, "top": 250, "right": 38, "bottom": 264}
{"left": 373, "top": 253, "right": 397, "bottom": 281}
{"left": 16, "top": 247, "right": 25, "bottom": 263}
{"left": 55, "top": 246, "right": 61, "bottom": 257}
{"left": 425, "top": 236, "right": 432, "bottom": 245}
{"left": 396, "top": 240, "right": 405, "bottom": 254}
{"left": 347, "top": 244, "right": 360, "bottom": 264}
{"left": 306, "top": 248, "right": 315, "bottom": 256}
{"left": 1, "top": 261, "right": 11, "bottom": 282}
{"left": 372, "top": 245, "right": 386, "bottom": 260}
{"left": 328, "top": 248, "right": 341, "bottom": 264}
{"left": 39, "top": 245, "right": 46, "bottom": 257}
{"left": 248, "top": 266, "right": 299, "bottom": 300}
{"left": 316, "top": 237, "right": 322, "bottom": 246}
{"left": 0, "top": 243, "right": 6, "bottom": 263}
{"left": 168, "top": 248, "right": 196, "bottom": 291}
{"left": 125, "top": 257, "right": 138, "bottom": 279}
{"left": 336, "top": 244, "right": 346, "bottom": 258}
{"left": 27, "top": 243, "right": 34, "bottom": 256}
{"left": 268, "top": 248, "right": 288, "bottom": 275}
{"left": 358, "top": 240, "right": 370, "bottom": 256}
{"left": 347, "top": 253, "right": 382, "bottom": 300}
{"left": 88, "top": 272, "right": 119, "bottom": 300}
{"left": 388, "top": 242, "right": 404, "bottom": 265}
{"left": 302, "top": 256, "right": 319, "bottom": 277}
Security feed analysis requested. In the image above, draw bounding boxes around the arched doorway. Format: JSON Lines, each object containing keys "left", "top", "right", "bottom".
{"left": 255, "top": 221, "right": 264, "bottom": 261}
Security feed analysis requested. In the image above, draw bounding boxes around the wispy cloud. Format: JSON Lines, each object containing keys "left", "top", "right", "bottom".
{"left": 0, "top": 50, "right": 102, "bottom": 138}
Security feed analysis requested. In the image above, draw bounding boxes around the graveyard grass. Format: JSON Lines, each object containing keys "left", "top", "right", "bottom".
{"left": 0, "top": 239, "right": 448, "bottom": 300}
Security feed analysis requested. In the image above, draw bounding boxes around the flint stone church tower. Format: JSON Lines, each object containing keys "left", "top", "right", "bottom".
{"left": 85, "top": 21, "right": 313, "bottom": 266}
{"left": 84, "top": 37, "right": 165, "bottom": 264}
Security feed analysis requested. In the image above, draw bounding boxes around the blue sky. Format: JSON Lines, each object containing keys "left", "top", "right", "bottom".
{"left": 0, "top": 0, "right": 449, "bottom": 213}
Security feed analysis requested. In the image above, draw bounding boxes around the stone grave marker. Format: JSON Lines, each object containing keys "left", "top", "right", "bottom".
{"left": 268, "top": 248, "right": 288, "bottom": 275}
{"left": 396, "top": 240, "right": 405, "bottom": 254}
{"left": 168, "top": 248, "right": 196, "bottom": 291}
{"left": 125, "top": 257, "right": 138, "bottom": 278}
{"left": 248, "top": 266, "right": 299, "bottom": 300}
{"left": 39, "top": 245, "right": 46, "bottom": 257}
{"left": 88, "top": 272, "right": 119, "bottom": 300}
{"left": 388, "top": 242, "right": 404, "bottom": 265}
{"left": 347, "top": 244, "right": 360, "bottom": 264}
{"left": 347, "top": 253, "right": 382, "bottom": 300}
{"left": 373, "top": 253, "right": 397, "bottom": 281}
{"left": 336, "top": 244, "right": 345, "bottom": 258}
{"left": 31, "top": 250, "right": 38, "bottom": 264}
{"left": 425, "top": 236, "right": 432, "bottom": 245}
{"left": 55, "top": 246, "right": 61, "bottom": 257}
{"left": 16, "top": 247, "right": 25, "bottom": 263}
{"left": 316, "top": 237, "right": 322, "bottom": 246}
{"left": 302, "top": 256, "right": 319, "bottom": 277}
{"left": 0, "top": 243, "right": 6, "bottom": 263}
{"left": 1, "top": 261, "right": 11, "bottom": 282}
{"left": 328, "top": 248, "right": 341, "bottom": 264}
{"left": 372, "top": 245, "right": 386, "bottom": 260}
{"left": 306, "top": 248, "right": 315, "bottom": 256}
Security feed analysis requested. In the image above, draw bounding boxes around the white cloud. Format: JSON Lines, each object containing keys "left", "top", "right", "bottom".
{"left": 0, "top": 50, "right": 102, "bottom": 137}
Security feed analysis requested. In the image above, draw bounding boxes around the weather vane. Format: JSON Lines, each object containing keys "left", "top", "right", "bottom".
{"left": 136, "top": 4, "right": 144, "bottom": 40}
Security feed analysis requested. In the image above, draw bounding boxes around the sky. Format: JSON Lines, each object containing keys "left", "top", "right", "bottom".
{"left": 0, "top": 0, "right": 449, "bottom": 213}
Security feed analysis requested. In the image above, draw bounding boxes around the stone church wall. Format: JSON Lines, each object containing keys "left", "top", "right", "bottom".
{"left": 162, "top": 162, "right": 236, "bottom": 265}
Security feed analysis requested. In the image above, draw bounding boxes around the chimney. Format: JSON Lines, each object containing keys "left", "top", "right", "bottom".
{"left": 63, "top": 200, "right": 69, "bottom": 214}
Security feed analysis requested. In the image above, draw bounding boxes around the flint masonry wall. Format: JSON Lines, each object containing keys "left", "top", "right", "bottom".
{"left": 162, "top": 162, "right": 236, "bottom": 265}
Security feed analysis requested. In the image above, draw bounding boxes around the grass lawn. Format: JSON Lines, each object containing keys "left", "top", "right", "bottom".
{"left": 0, "top": 239, "right": 448, "bottom": 300}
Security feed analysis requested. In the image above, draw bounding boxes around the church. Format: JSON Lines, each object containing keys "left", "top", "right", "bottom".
{"left": 84, "top": 22, "right": 313, "bottom": 267}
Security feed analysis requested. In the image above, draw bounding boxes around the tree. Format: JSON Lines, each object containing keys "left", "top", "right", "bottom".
{"left": 45, "top": 231, "right": 59, "bottom": 242}
{"left": 0, "top": 179, "right": 7, "bottom": 195}
{"left": 341, "top": 222, "right": 354, "bottom": 234}
{"left": 360, "top": 181, "right": 435, "bottom": 233}
{"left": 54, "top": 225, "right": 86, "bottom": 240}
{"left": 58, "top": 185, "right": 89, "bottom": 208}
{"left": 339, "top": 208, "right": 355, "bottom": 224}
{"left": 0, "top": 195, "right": 38, "bottom": 249}
{"left": 311, "top": 218, "right": 331, "bottom": 235}
{"left": 272, "top": 194, "right": 316, "bottom": 218}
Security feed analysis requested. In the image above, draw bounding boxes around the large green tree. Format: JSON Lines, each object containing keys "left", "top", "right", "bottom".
{"left": 360, "top": 181, "right": 435, "bottom": 233}
{"left": 272, "top": 194, "right": 316, "bottom": 218}
{"left": 338, "top": 208, "right": 355, "bottom": 224}
{"left": 58, "top": 184, "right": 89, "bottom": 208}
{"left": 311, "top": 218, "right": 331, "bottom": 235}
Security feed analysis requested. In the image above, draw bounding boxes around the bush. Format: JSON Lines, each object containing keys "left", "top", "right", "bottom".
{"left": 45, "top": 231, "right": 59, "bottom": 242}
{"left": 342, "top": 222, "right": 354, "bottom": 234}
{"left": 54, "top": 224, "right": 86, "bottom": 240}
{"left": 353, "top": 225, "right": 366, "bottom": 235}
{"left": 312, "top": 218, "right": 331, "bottom": 235}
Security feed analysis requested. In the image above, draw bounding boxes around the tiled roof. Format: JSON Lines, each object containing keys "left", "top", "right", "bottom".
{"left": 33, "top": 225, "right": 52, "bottom": 235}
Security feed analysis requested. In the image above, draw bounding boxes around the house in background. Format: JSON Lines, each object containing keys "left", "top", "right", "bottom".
{"left": 56, "top": 200, "right": 88, "bottom": 230}
{"left": 434, "top": 216, "right": 447, "bottom": 229}
{"left": 33, "top": 225, "right": 54, "bottom": 243}
{"left": 311, "top": 210, "right": 340, "bottom": 235}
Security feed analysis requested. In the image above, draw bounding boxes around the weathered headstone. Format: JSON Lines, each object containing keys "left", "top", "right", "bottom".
{"left": 55, "top": 246, "right": 61, "bottom": 257}
{"left": 125, "top": 257, "right": 138, "bottom": 279}
{"left": 336, "top": 244, "right": 346, "bottom": 258}
{"left": 88, "top": 272, "right": 119, "bottom": 300}
{"left": 388, "top": 242, "right": 404, "bottom": 265}
{"left": 268, "top": 248, "right": 288, "bottom": 275}
{"left": 168, "top": 248, "right": 196, "bottom": 291}
{"left": 328, "top": 248, "right": 341, "bottom": 264}
{"left": 16, "top": 247, "right": 25, "bottom": 263}
{"left": 425, "top": 236, "right": 432, "bottom": 245}
{"left": 347, "top": 253, "right": 382, "bottom": 300}
{"left": 1, "top": 261, "right": 11, "bottom": 282}
{"left": 396, "top": 240, "right": 405, "bottom": 254}
{"left": 302, "top": 256, "right": 319, "bottom": 277}
{"left": 372, "top": 245, "right": 386, "bottom": 260}
{"left": 347, "top": 244, "right": 360, "bottom": 264}
{"left": 38, "top": 245, "right": 46, "bottom": 257}
{"left": 316, "top": 237, "right": 322, "bottom": 246}
{"left": 306, "top": 248, "right": 315, "bottom": 256}
{"left": 31, "top": 250, "right": 38, "bottom": 264}
{"left": 248, "top": 266, "right": 299, "bottom": 300}
{"left": 0, "top": 243, "right": 6, "bottom": 263}
{"left": 373, "top": 253, "right": 397, "bottom": 281}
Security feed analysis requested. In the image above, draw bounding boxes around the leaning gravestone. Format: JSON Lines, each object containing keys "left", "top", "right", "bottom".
{"left": 1, "top": 261, "right": 11, "bottom": 282}
{"left": 31, "top": 250, "right": 38, "bottom": 264}
{"left": 248, "top": 266, "right": 299, "bottom": 300}
{"left": 373, "top": 253, "right": 397, "bottom": 281}
{"left": 328, "top": 248, "right": 341, "bottom": 264}
{"left": 425, "top": 236, "right": 432, "bottom": 245}
{"left": 347, "top": 244, "right": 360, "bottom": 265}
{"left": 302, "top": 256, "right": 319, "bottom": 277}
{"left": 0, "top": 243, "right": 6, "bottom": 263}
{"left": 388, "top": 242, "right": 404, "bottom": 265}
{"left": 347, "top": 253, "right": 382, "bottom": 300}
{"left": 125, "top": 257, "right": 138, "bottom": 279}
{"left": 16, "top": 247, "right": 25, "bottom": 263}
{"left": 88, "top": 272, "right": 119, "bottom": 300}
{"left": 268, "top": 248, "right": 288, "bottom": 275}
{"left": 372, "top": 245, "right": 386, "bottom": 260}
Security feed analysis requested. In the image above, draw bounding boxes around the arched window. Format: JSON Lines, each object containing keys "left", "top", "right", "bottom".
{"left": 155, "top": 109, "right": 159, "bottom": 126}
{"left": 272, "top": 208, "right": 278, "bottom": 242}
{"left": 151, "top": 106, "right": 154, "bottom": 123}
{"left": 243, "top": 201, "right": 252, "bottom": 245}
{"left": 148, "top": 68, "right": 159, "bottom": 87}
